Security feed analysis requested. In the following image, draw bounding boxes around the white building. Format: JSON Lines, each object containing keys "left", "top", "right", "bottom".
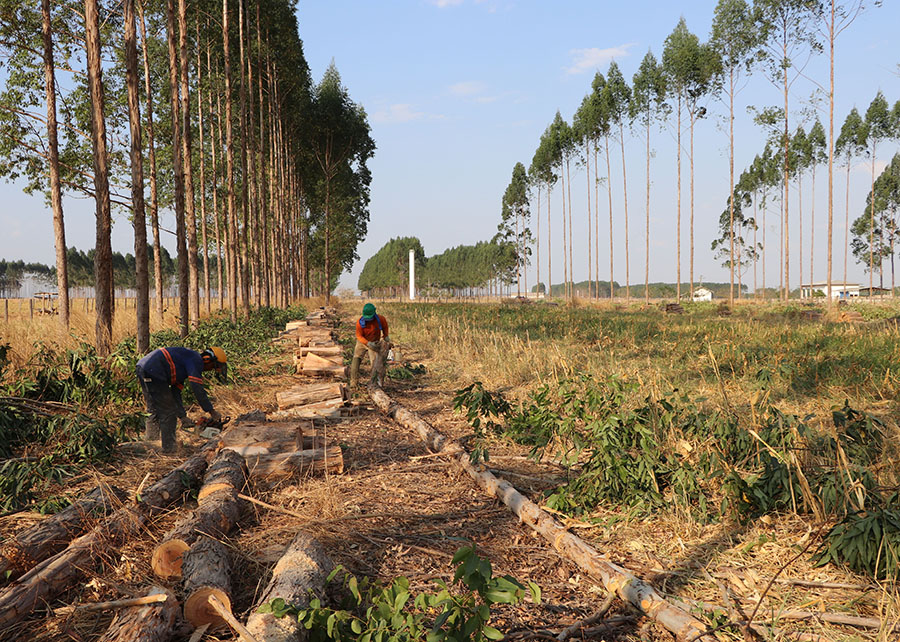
{"left": 692, "top": 287, "right": 713, "bottom": 302}
{"left": 800, "top": 282, "right": 859, "bottom": 300}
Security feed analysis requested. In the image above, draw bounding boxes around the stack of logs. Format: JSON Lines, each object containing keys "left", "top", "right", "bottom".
{"left": 287, "top": 308, "right": 347, "bottom": 377}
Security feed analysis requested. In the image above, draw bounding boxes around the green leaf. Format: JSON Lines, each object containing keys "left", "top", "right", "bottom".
{"left": 482, "top": 625, "right": 504, "bottom": 640}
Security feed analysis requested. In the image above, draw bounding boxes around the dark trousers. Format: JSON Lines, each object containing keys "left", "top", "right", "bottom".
{"left": 136, "top": 366, "right": 182, "bottom": 452}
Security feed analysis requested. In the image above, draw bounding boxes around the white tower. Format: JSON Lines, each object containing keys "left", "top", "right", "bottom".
{"left": 409, "top": 249, "right": 416, "bottom": 300}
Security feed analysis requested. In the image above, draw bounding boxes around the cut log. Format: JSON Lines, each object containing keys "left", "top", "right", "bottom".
{"left": 0, "top": 484, "right": 125, "bottom": 580}
{"left": 245, "top": 446, "right": 343, "bottom": 479}
{"left": 150, "top": 488, "right": 243, "bottom": 579}
{"left": 368, "top": 385, "right": 714, "bottom": 642}
{"left": 245, "top": 532, "right": 334, "bottom": 641}
{"left": 0, "top": 446, "right": 218, "bottom": 631}
{"left": 220, "top": 420, "right": 296, "bottom": 456}
{"left": 298, "top": 345, "right": 342, "bottom": 357}
{"left": 276, "top": 383, "right": 346, "bottom": 410}
{"left": 298, "top": 422, "right": 327, "bottom": 450}
{"left": 285, "top": 321, "right": 306, "bottom": 331}
{"left": 301, "top": 353, "right": 343, "bottom": 368}
{"left": 96, "top": 587, "right": 179, "bottom": 642}
{"left": 197, "top": 449, "right": 247, "bottom": 501}
{"left": 269, "top": 400, "right": 345, "bottom": 421}
{"left": 182, "top": 535, "right": 232, "bottom": 631}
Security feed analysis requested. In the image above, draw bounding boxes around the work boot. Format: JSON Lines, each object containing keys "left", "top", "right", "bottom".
{"left": 349, "top": 357, "right": 361, "bottom": 388}
{"left": 144, "top": 418, "right": 160, "bottom": 441}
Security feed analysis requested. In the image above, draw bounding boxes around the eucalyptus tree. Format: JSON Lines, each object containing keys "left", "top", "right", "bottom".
{"left": 812, "top": 0, "right": 881, "bottom": 300}
{"left": 835, "top": 107, "right": 866, "bottom": 287}
{"left": 806, "top": 119, "right": 826, "bottom": 282}
{"left": 791, "top": 125, "right": 808, "bottom": 288}
{"left": 573, "top": 93, "right": 597, "bottom": 298}
{"left": 754, "top": 0, "right": 819, "bottom": 299}
{"left": 663, "top": 17, "right": 719, "bottom": 300}
{"left": 631, "top": 50, "right": 667, "bottom": 303}
{"left": 712, "top": 184, "right": 759, "bottom": 293}
{"left": 530, "top": 128, "right": 556, "bottom": 296}
{"left": 548, "top": 111, "right": 573, "bottom": 299}
{"left": 589, "top": 71, "right": 615, "bottom": 299}
{"left": 850, "top": 156, "right": 899, "bottom": 290}
{"left": 602, "top": 61, "right": 633, "bottom": 299}
{"left": 498, "top": 162, "right": 532, "bottom": 296}
{"left": 862, "top": 92, "right": 893, "bottom": 295}
{"left": 710, "top": 0, "right": 757, "bottom": 305}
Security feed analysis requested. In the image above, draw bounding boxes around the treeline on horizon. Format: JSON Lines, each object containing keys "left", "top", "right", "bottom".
{"left": 0, "top": 0, "right": 374, "bottom": 355}
{"left": 493, "top": 0, "right": 900, "bottom": 308}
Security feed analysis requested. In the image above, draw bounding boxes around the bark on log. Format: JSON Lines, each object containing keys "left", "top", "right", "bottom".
{"left": 368, "top": 385, "right": 714, "bottom": 642}
{"left": 0, "top": 484, "right": 125, "bottom": 579}
{"left": 298, "top": 345, "right": 342, "bottom": 357}
{"left": 0, "top": 446, "right": 217, "bottom": 631}
{"left": 245, "top": 532, "right": 334, "bottom": 642}
{"left": 151, "top": 488, "right": 242, "bottom": 579}
{"left": 182, "top": 535, "right": 232, "bottom": 630}
{"left": 276, "top": 382, "right": 346, "bottom": 410}
{"left": 268, "top": 406, "right": 342, "bottom": 422}
{"left": 301, "top": 353, "right": 342, "bottom": 369}
{"left": 245, "top": 446, "right": 343, "bottom": 479}
{"left": 96, "top": 587, "right": 179, "bottom": 642}
{"left": 220, "top": 420, "right": 295, "bottom": 456}
{"left": 197, "top": 449, "right": 247, "bottom": 501}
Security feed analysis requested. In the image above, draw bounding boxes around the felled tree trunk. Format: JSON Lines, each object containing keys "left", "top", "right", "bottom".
{"left": 96, "top": 587, "right": 179, "bottom": 642}
{"left": 245, "top": 532, "right": 334, "bottom": 642}
{"left": 0, "top": 447, "right": 217, "bottom": 630}
{"left": 245, "top": 446, "right": 343, "bottom": 479}
{"left": 182, "top": 536, "right": 231, "bottom": 630}
{"left": 276, "top": 382, "right": 346, "bottom": 410}
{"left": 368, "top": 385, "right": 714, "bottom": 642}
{"left": 0, "top": 484, "right": 124, "bottom": 579}
{"left": 197, "top": 449, "right": 247, "bottom": 501}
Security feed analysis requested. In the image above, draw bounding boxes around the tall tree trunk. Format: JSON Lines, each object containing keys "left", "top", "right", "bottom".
{"left": 869, "top": 144, "right": 876, "bottom": 296}
{"left": 605, "top": 134, "right": 614, "bottom": 299}
{"left": 223, "top": 0, "right": 237, "bottom": 320}
{"left": 728, "top": 70, "right": 735, "bottom": 306}
{"left": 826, "top": 0, "right": 835, "bottom": 302}
{"left": 763, "top": 187, "right": 767, "bottom": 300}
{"left": 238, "top": 0, "right": 251, "bottom": 314}
{"left": 619, "top": 122, "right": 630, "bottom": 301}
{"left": 566, "top": 156, "right": 573, "bottom": 299}
{"left": 798, "top": 171, "right": 803, "bottom": 294}
{"left": 560, "top": 161, "right": 567, "bottom": 300}
{"left": 546, "top": 181, "right": 551, "bottom": 298}
{"left": 211, "top": 53, "right": 225, "bottom": 310}
{"left": 166, "top": 0, "right": 188, "bottom": 336}
{"left": 753, "top": 192, "right": 758, "bottom": 298}
{"left": 196, "top": 26, "right": 210, "bottom": 316}
{"left": 40, "top": 0, "right": 69, "bottom": 330}
{"left": 247, "top": 9, "right": 261, "bottom": 308}
{"left": 594, "top": 142, "right": 600, "bottom": 299}
{"left": 645, "top": 115, "right": 651, "bottom": 303}
{"left": 256, "top": 4, "right": 269, "bottom": 308}
{"left": 124, "top": 0, "right": 149, "bottom": 353}
{"left": 689, "top": 112, "right": 695, "bottom": 299}
{"left": 811, "top": 162, "right": 816, "bottom": 287}
{"left": 137, "top": 1, "right": 164, "bottom": 323}
{"left": 84, "top": 0, "right": 113, "bottom": 355}
{"left": 782, "top": 60, "right": 790, "bottom": 300}
{"left": 585, "top": 140, "right": 591, "bottom": 299}
{"left": 844, "top": 160, "right": 850, "bottom": 289}
{"left": 536, "top": 183, "right": 541, "bottom": 296}
{"left": 178, "top": 0, "right": 199, "bottom": 326}
{"left": 675, "top": 94, "right": 682, "bottom": 301}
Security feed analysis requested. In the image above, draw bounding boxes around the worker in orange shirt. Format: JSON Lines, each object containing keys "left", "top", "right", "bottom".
{"left": 350, "top": 303, "right": 391, "bottom": 388}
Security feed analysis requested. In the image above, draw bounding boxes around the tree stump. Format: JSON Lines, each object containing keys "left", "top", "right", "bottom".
{"left": 182, "top": 536, "right": 232, "bottom": 631}
{"left": 246, "top": 532, "right": 334, "bottom": 642}
{"left": 0, "top": 484, "right": 124, "bottom": 579}
{"left": 96, "top": 587, "right": 179, "bottom": 642}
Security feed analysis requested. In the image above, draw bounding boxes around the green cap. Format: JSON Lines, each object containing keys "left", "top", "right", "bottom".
{"left": 362, "top": 303, "right": 376, "bottom": 319}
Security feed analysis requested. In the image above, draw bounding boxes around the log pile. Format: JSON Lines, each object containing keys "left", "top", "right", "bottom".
{"left": 839, "top": 309, "right": 865, "bottom": 323}
{"left": 284, "top": 312, "right": 348, "bottom": 378}
{"left": 665, "top": 303, "right": 684, "bottom": 314}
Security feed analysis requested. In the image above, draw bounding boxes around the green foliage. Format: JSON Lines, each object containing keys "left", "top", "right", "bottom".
{"left": 815, "top": 503, "right": 900, "bottom": 580}
{"left": 387, "top": 362, "right": 426, "bottom": 381}
{"left": 358, "top": 237, "right": 426, "bottom": 293}
{"left": 453, "top": 382, "right": 511, "bottom": 463}
{"left": 259, "top": 546, "right": 538, "bottom": 642}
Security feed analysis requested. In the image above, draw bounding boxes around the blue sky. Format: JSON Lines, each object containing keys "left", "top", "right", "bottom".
{"left": 2, "top": 0, "right": 899, "bottom": 293}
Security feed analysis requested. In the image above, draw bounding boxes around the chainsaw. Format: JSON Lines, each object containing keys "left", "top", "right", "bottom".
{"left": 195, "top": 415, "right": 230, "bottom": 436}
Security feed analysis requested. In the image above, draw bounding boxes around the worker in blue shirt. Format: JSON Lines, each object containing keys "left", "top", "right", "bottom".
{"left": 136, "top": 346, "right": 227, "bottom": 452}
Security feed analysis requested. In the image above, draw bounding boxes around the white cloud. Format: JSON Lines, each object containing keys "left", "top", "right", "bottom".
{"left": 449, "top": 81, "right": 486, "bottom": 97}
{"left": 371, "top": 104, "right": 426, "bottom": 124}
{"left": 565, "top": 44, "right": 635, "bottom": 75}
{"left": 431, "top": 0, "right": 464, "bottom": 7}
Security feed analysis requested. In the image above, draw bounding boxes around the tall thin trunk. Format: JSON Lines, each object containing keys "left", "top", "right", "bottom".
{"left": 728, "top": 69, "right": 735, "bottom": 306}
{"left": 178, "top": 0, "right": 199, "bottom": 326}
{"left": 605, "top": 133, "right": 614, "bottom": 299}
{"left": 547, "top": 180, "right": 551, "bottom": 298}
{"left": 212, "top": 53, "right": 226, "bottom": 309}
{"left": 238, "top": 0, "right": 251, "bottom": 314}
{"left": 619, "top": 122, "right": 630, "bottom": 301}
{"left": 196, "top": 25, "right": 210, "bottom": 316}
{"left": 246, "top": 3, "right": 261, "bottom": 308}
{"left": 560, "top": 161, "right": 568, "bottom": 300}
{"left": 869, "top": 143, "right": 877, "bottom": 296}
{"left": 566, "top": 155, "right": 573, "bottom": 298}
{"left": 753, "top": 191, "right": 758, "bottom": 297}
{"left": 763, "top": 186, "right": 767, "bottom": 299}
{"left": 84, "top": 0, "right": 113, "bottom": 355}
{"left": 223, "top": 0, "right": 237, "bottom": 320}
{"left": 689, "top": 111, "right": 695, "bottom": 299}
{"left": 782, "top": 60, "right": 790, "bottom": 300}
{"left": 165, "top": 0, "right": 188, "bottom": 336}
{"left": 124, "top": 0, "right": 149, "bottom": 352}
{"left": 40, "top": 0, "right": 69, "bottom": 329}
{"left": 594, "top": 142, "right": 600, "bottom": 299}
{"left": 799, "top": 171, "right": 803, "bottom": 293}
{"left": 536, "top": 183, "right": 541, "bottom": 295}
{"left": 811, "top": 161, "right": 816, "bottom": 286}
{"left": 585, "top": 140, "right": 591, "bottom": 299}
{"left": 826, "top": 0, "right": 835, "bottom": 302}
{"left": 137, "top": 0, "right": 163, "bottom": 323}
{"left": 256, "top": 4, "right": 269, "bottom": 307}
{"left": 844, "top": 160, "right": 850, "bottom": 290}
{"left": 515, "top": 205, "right": 521, "bottom": 296}
{"left": 645, "top": 113, "right": 651, "bottom": 303}
{"left": 675, "top": 93, "right": 682, "bottom": 301}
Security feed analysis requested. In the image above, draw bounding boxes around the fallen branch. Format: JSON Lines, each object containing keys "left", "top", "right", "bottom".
{"left": 556, "top": 592, "right": 616, "bottom": 641}
{"left": 209, "top": 594, "right": 260, "bottom": 642}
{"left": 368, "top": 384, "right": 714, "bottom": 642}
{"left": 54, "top": 592, "right": 169, "bottom": 615}
{"left": 95, "top": 587, "right": 179, "bottom": 642}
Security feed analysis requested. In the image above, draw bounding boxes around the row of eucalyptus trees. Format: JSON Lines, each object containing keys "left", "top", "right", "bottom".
{"left": 500, "top": 0, "right": 887, "bottom": 304}
{"left": 0, "top": 0, "right": 374, "bottom": 355}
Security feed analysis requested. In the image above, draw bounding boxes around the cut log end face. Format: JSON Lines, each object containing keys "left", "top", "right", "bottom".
{"left": 184, "top": 587, "right": 231, "bottom": 631}
{"left": 150, "top": 539, "right": 189, "bottom": 579}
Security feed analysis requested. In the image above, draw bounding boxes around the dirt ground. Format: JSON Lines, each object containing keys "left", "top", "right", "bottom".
{"left": 1, "top": 311, "right": 895, "bottom": 642}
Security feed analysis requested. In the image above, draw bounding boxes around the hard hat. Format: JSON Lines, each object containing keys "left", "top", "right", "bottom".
{"left": 202, "top": 346, "right": 227, "bottom": 365}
